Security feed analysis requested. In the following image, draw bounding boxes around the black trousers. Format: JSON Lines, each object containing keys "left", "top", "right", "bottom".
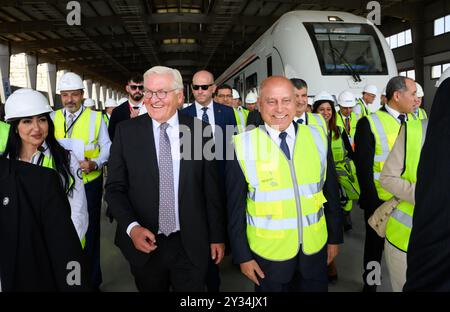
{"left": 362, "top": 207, "right": 385, "bottom": 291}
{"left": 84, "top": 176, "right": 103, "bottom": 289}
{"left": 130, "top": 232, "right": 206, "bottom": 292}
{"left": 255, "top": 246, "right": 328, "bottom": 292}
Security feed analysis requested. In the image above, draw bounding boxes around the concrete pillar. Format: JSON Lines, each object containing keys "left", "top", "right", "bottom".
{"left": 112, "top": 90, "right": 116, "bottom": 101}
{"left": 25, "top": 54, "right": 37, "bottom": 89}
{"left": 83, "top": 79, "right": 93, "bottom": 99}
{"left": 92, "top": 82, "right": 101, "bottom": 110}
{"left": 106, "top": 87, "right": 112, "bottom": 100}
{"left": 44, "top": 63, "right": 57, "bottom": 108}
{"left": 0, "top": 43, "right": 11, "bottom": 104}
{"left": 100, "top": 85, "right": 107, "bottom": 110}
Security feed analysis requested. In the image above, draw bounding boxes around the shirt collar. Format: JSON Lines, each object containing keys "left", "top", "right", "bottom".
{"left": 30, "top": 141, "right": 51, "bottom": 164}
{"left": 129, "top": 100, "right": 143, "bottom": 108}
{"left": 195, "top": 100, "right": 213, "bottom": 111}
{"left": 64, "top": 105, "right": 83, "bottom": 117}
{"left": 294, "top": 112, "right": 306, "bottom": 123}
{"left": 385, "top": 104, "right": 407, "bottom": 121}
{"left": 264, "top": 122, "right": 295, "bottom": 142}
{"left": 152, "top": 111, "right": 179, "bottom": 131}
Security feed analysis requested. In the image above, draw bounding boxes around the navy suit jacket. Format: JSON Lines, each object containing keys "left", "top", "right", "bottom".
{"left": 180, "top": 102, "right": 236, "bottom": 181}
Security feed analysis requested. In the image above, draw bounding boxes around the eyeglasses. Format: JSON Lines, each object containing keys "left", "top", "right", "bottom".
{"left": 217, "top": 94, "right": 233, "bottom": 99}
{"left": 143, "top": 89, "right": 177, "bottom": 100}
{"left": 128, "top": 85, "right": 144, "bottom": 91}
{"left": 192, "top": 84, "right": 213, "bottom": 91}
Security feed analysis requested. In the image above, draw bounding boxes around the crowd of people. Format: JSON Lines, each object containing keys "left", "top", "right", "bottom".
{"left": 1, "top": 65, "right": 450, "bottom": 292}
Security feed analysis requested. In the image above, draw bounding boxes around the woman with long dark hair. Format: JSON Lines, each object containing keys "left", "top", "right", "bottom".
{"left": 3, "top": 89, "right": 88, "bottom": 243}
{"left": 313, "top": 91, "right": 358, "bottom": 283}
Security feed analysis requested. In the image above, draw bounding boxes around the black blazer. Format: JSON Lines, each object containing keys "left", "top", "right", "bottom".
{"left": 246, "top": 110, "right": 263, "bottom": 128}
{"left": 105, "top": 113, "right": 225, "bottom": 270}
{"left": 108, "top": 101, "right": 132, "bottom": 142}
{"left": 0, "top": 158, "right": 90, "bottom": 292}
{"left": 354, "top": 106, "right": 389, "bottom": 212}
{"left": 226, "top": 123, "right": 343, "bottom": 282}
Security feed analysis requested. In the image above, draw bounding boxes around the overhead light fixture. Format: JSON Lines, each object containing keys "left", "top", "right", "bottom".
{"left": 328, "top": 16, "right": 343, "bottom": 22}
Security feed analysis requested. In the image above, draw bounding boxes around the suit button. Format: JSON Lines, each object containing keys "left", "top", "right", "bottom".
{"left": 2, "top": 197, "right": 9, "bottom": 206}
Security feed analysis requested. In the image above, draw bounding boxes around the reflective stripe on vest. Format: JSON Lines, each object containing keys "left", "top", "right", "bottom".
{"left": 233, "top": 125, "right": 328, "bottom": 260}
{"left": 386, "top": 119, "right": 427, "bottom": 252}
{"left": 234, "top": 108, "right": 249, "bottom": 133}
{"left": 366, "top": 111, "right": 403, "bottom": 201}
{"left": 0, "top": 121, "right": 10, "bottom": 155}
{"left": 54, "top": 108, "right": 102, "bottom": 183}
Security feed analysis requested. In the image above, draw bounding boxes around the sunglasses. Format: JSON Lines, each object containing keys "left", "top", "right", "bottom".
{"left": 129, "top": 85, "right": 144, "bottom": 91}
{"left": 192, "top": 84, "right": 213, "bottom": 91}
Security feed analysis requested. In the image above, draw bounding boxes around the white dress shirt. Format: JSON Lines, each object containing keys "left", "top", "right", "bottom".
{"left": 51, "top": 106, "right": 112, "bottom": 169}
{"left": 385, "top": 104, "right": 408, "bottom": 122}
{"left": 294, "top": 112, "right": 307, "bottom": 125}
{"left": 128, "top": 100, "right": 147, "bottom": 116}
{"left": 264, "top": 122, "right": 296, "bottom": 159}
{"left": 126, "top": 112, "right": 181, "bottom": 236}
{"left": 195, "top": 101, "right": 215, "bottom": 131}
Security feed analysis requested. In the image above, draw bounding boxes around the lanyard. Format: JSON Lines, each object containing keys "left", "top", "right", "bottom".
{"left": 64, "top": 107, "right": 84, "bottom": 138}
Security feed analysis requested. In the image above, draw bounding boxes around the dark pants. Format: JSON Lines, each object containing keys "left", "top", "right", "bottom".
{"left": 130, "top": 232, "right": 206, "bottom": 292}
{"left": 363, "top": 207, "right": 385, "bottom": 292}
{"left": 84, "top": 176, "right": 103, "bottom": 289}
{"left": 255, "top": 246, "right": 328, "bottom": 292}
{"left": 206, "top": 258, "right": 221, "bottom": 292}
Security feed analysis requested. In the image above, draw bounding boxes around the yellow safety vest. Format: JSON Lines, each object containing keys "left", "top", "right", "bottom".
{"left": 385, "top": 119, "right": 427, "bottom": 252}
{"left": 233, "top": 125, "right": 328, "bottom": 260}
{"left": 103, "top": 113, "right": 110, "bottom": 128}
{"left": 53, "top": 108, "right": 102, "bottom": 183}
{"left": 330, "top": 127, "right": 360, "bottom": 212}
{"left": 366, "top": 110, "right": 405, "bottom": 201}
{"left": 336, "top": 111, "right": 358, "bottom": 148}
{"left": 410, "top": 108, "right": 428, "bottom": 121}
{"left": 0, "top": 121, "right": 10, "bottom": 155}
{"left": 39, "top": 153, "right": 86, "bottom": 249}
{"left": 356, "top": 98, "right": 370, "bottom": 119}
{"left": 234, "top": 107, "right": 249, "bottom": 133}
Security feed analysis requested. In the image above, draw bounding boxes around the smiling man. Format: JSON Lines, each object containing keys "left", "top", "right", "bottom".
{"left": 226, "top": 76, "right": 342, "bottom": 292}
{"left": 106, "top": 66, "right": 225, "bottom": 292}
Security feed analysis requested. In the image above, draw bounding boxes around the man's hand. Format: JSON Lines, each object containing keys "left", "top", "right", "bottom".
{"left": 240, "top": 260, "right": 265, "bottom": 286}
{"left": 130, "top": 109, "right": 140, "bottom": 118}
{"left": 130, "top": 226, "right": 157, "bottom": 253}
{"left": 210, "top": 243, "right": 225, "bottom": 265}
{"left": 327, "top": 244, "right": 339, "bottom": 265}
{"left": 79, "top": 160, "right": 97, "bottom": 174}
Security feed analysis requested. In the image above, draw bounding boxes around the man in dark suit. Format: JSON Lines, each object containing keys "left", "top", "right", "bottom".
{"left": 108, "top": 73, "right": 145, "bottom": 141}
{"left": 105, "top": 66, "right": 225, "bottom": 292}
{"left": 0, "top": 158, "right": 90, "bottom": 292}
{"left": 180, "top": 70, "right": 236, "bottom": 292}
{"left": 227, "top": 76, "right": 342, "bottom": 292}
{"left": 354, "top": 76, "right": 416, "bottom": 292}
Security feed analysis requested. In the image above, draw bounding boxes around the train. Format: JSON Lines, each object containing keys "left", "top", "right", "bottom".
{"left": 216, "top": 10, "right": 398, "bottom": 108}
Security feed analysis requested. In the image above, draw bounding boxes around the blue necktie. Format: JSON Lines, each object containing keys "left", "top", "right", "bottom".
{"left": 398, "top": 114, "right": 406, "bottom": 125}
{"left": 279, "top": 131, "right": 290, "bottom": 160}
{"left": 201, "top": 107, "right": 209, "bottom": 124}
{"left": 297, "top": 118, "right": 303, "bottom": 125}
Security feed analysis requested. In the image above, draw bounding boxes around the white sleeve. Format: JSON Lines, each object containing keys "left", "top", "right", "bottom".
{"left": 67, "top": 151, "right": 89, "bottom": 241}
{"left": 91, "top": 117, "right": 111, "bottom": 169}
{"left": 127, "top": 222, "right": 140, "bottom": 237}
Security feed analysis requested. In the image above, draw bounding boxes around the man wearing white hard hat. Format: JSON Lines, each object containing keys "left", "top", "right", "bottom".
{"left": 412, "top": 82, "right": 428, "bottom": 120}
{"left": 354, "top": 84, "right": 378, "bottom": 119}
{"left": 83, "top": 98, "right": 95, "bottom": 109}
{"left": 52, "top": 71, "right": 111, "bottom": 290}
{"left": 245, "top": 90, "right": 258, "bottom": 112}
{"left": 380, "top": 87, "right": 388, "bottom": 107}
{"left": 231, "top": 89, "right": 249, "bottom": 133}
{"left": 103, "top": 98, "right": 118, "bottom": 127}
{"left": 336, "top": 91, "right": 358, "bottom": 148}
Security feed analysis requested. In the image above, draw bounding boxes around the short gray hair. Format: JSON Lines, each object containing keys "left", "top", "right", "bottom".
{"left": 386, "top": 76, "right": 414, "bottom": 101}
{"left": 143, "top": 66, "right": 184, "bottom": 90}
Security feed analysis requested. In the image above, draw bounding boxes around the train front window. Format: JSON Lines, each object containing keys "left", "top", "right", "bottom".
{"left": 304, "top": 22, "right": 388, "bottom": 75}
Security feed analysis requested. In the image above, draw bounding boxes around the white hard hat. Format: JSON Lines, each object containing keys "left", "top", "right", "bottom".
{"left": 57, "top": 72, "right": 84, "bottom": 92}
{"left": 105, "top": 98, "right": 118, "bottom": 108}
{"left": 436, "top": 67, "right": 450, "bottom": 87}
{"left": 415, "top": 82, "right": 424, "bottom": 97}
{"left": 83, "top": 98, "right": 95, "bottom": 107}
{"left": 232, "top": 89, "right": 240, "bottom": 99}
{"left": 4, "top": 88, "right": 53, "bottom": 121}
{"left": 118, "top": 97, "right": 128, "bottom": 105}
{"left": 338, "top": 91, "right": 356, "bottom": 108}
{"left": 363, "top": 84, "right": 378, "bottom": 95}
{"left": 313, "top": 91, "right": 335, "bottom": 104}
{"left": 381, "top": 87, "right": 386, "bottom": 96}
{"left": 245, "top": 91, "right": 257, "bottom": 104}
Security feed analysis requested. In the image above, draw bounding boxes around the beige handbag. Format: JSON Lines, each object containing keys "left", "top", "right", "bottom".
{"left": 368, "top": 197, "right": 401, "bottom": 238}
